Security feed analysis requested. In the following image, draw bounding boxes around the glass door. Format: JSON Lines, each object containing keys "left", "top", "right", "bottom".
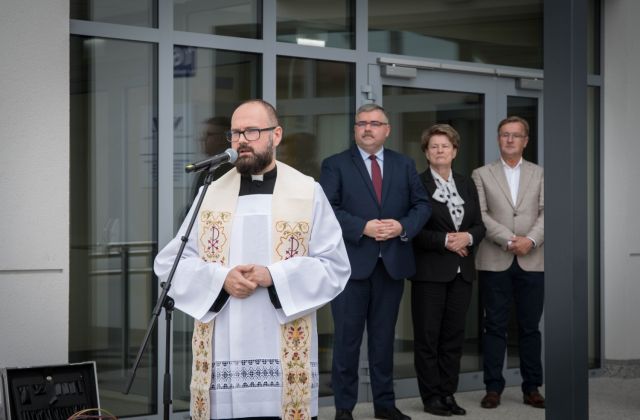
{"left": 367, "top": 62, "right": 543, "bottom": 399}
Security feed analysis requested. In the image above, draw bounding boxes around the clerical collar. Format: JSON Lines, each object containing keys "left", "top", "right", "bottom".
{"left": 239, "top": 166, "right": 277, "bottom": 196}
{"left": 240, "top": 166, "right": 277, "bottom": 180}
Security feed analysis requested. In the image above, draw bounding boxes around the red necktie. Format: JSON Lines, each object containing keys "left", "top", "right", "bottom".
{"left": 369, "top": 155, "right": 382, "bottom": 203}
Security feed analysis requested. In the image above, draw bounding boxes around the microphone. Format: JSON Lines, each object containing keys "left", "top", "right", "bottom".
{"left": 185, "top": 148, "right": 238, "bottom": 173}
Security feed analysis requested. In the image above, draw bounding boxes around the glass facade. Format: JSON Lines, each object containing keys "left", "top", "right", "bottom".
{"left": 171, "top": 47, "right": 261, "bottom": 408}
{"left": 275, "top": 57, "right": 355, "bottom": 395}
{"left": 382, "top": 86, "right": 485, "bottom": 378}
{"left": 174, "top": 0, "right": 262, "bottom": 38}
{"left": 276, "top": 57, "right": 355, "bottom": 179}
{"left": 172, "top": 47, "right": 261, "bottom": 226}
{"left": 382, "top": 87, "right": 483, "bottom": 174}
{"left": 369, "top": 0, "right": 543, "bottom": 69}
{"left": 68, "top": 1, "right": 602, "bottom": 417}
{"left": 70, "top": 0, "right": 157, "bottom": 27}
{"left": 277, "top": 0, "right": 355, "bottom": 49}
{"left": 69, "top": 36, "right": 158, "bottom": 416}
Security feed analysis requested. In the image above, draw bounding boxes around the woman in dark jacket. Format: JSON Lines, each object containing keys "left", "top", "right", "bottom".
{"left": 411, "top": 124, "right": 486, "bottom": 416}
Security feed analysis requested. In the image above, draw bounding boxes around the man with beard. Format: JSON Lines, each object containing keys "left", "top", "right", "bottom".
{"left": 320, "top": 104, "right": 430, "bottom": 420}
{"left": 155, "top": 99, "right": 351, "bottom": 420}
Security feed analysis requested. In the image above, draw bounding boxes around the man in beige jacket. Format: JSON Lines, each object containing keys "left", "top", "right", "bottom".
{"left": 471, "top": 116, "right": 545, "bottom": 410}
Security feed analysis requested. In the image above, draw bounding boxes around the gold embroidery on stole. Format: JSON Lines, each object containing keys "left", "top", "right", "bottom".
{"left": 272, "top": 163, "right": 315, "bottom": 420}
{"left": 190, "top": 162, "right": 315, "bottom": 420}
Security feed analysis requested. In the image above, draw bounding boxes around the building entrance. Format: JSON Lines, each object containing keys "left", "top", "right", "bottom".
{"left": 354, "top": 59, "right": 544, "bottom": 401}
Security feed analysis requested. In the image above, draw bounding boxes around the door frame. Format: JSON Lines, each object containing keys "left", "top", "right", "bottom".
{"left": 364, "top": 58, "right": 544, "bottom": 400}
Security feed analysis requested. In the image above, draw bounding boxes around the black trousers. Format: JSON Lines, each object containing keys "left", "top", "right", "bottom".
{"left": 479, "top": 258, "right": 544, "bottom": 394}
{"left": 411, "top": 274, "right": 472, "bottom": 401}
{"left": 331, "top": 259, "right": 405, "bottom": 410}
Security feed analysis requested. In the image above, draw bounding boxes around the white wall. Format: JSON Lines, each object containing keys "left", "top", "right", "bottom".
{"left": 0, "top": 0, "right": 69, "bottom": 366}
{"left": 603, "top": 0, "right": 640, "bottom": 360}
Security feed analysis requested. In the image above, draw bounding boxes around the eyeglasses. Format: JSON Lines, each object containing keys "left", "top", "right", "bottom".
{"left": 225, "top": 126, "right": 277, "bottom": 142}
{"left": 499, "top": 132, "right": 526, "bottom": 140}
{"left": 355, "top": 121, "right": 388, "bottom": 128}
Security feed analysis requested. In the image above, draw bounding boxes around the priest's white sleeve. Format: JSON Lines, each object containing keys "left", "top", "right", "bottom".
{"left": 268, "top": 183, "right": 351, "bottom": 323}
{"left": 153, "top": 188, "right": 230, "bottom": 323}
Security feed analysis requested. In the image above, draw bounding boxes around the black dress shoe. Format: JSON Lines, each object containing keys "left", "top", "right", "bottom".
{"left": 374, "top": 406, "right": 411, "bottom": 420}
{"left": 423, "top": 396, "right": 452, "bottom": 417}
{"left": 335, "top": 409, "right": 353, "bottom": 420}
{"left": 443, "top": 395, "right": 466, "bottom": 416}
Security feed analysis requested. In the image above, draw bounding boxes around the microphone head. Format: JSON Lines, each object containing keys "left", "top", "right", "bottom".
{"left": 226, "top": 148, "right": 238, "bottom": 164}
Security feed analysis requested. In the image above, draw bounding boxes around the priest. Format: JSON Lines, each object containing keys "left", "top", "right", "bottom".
{"left": 154, "top": 99, "right": 351, "bottom": 420}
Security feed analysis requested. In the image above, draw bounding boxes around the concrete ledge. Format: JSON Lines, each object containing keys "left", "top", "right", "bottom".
{"left": 603, "top": 359, "right": 640, "bottom": 378}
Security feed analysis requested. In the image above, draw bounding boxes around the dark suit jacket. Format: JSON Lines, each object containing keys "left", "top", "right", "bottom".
{"left": 320, "top": 145, "right": 431, "bottom": 280}
{"left": 411, "top": 169, "right": 486, "bottom": 283}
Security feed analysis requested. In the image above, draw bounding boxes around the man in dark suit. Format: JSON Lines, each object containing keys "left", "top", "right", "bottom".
{"left": 320, "top": 103, "right": 431, "bottom": 420}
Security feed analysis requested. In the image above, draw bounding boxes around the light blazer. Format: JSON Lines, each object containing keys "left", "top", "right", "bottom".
{"left": 320, "top": 145, "right": 431, "bottom": 280}
{"left": 471, "top": 159, "right": 544, "bottom": 272}
{"left": 411, "top": 170, "right": 486, "bottom": 283}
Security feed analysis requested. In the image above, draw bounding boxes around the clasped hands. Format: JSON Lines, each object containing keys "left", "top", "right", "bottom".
{"left": 446, "top": 232, "right": 471, "bottom": 257}
{"left": 364, "top": 219, "right": 403, "bottom": 241}
{"left": 223, "top": 264, "right": 272, "bottom": 299}
{"left": 507, "top": 235, "right": 534, "bottom": 256}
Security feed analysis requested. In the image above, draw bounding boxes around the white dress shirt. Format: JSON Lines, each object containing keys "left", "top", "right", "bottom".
{"left": 357, "top": 145, "right": 384, "bottom": 178}
{"left": 501, "top": 157, "right": 523, "bottom": 205}
{"left": 501, "top": 157, "right": 537, "bottom": 248}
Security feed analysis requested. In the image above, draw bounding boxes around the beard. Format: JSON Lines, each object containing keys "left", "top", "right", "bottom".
{"left": 235, "top": 137, "right": 274, "bottom": 175}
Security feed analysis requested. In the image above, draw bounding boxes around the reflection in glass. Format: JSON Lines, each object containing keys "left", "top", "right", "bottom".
{"left": 174, "top": 0, "right": 262, "bottom": 39}
{"left": 369, "top": 0, "right": 543, "bottom": 69}
{"left": 276, "top": 57, "right": 355, "bottom": 180}
{"left": 69, "top": 36, "right": 158, "bottom": 416}
{"left": 276, "top": 57, "right": 354, "bottom": 395}
{"left": 382, "top": 85, "right": 484, "bottom": 378}
{"left": 587, "top": 87, "right": 601, "bottom": 368}
{"left": 277, "top": 0, "right": 354, "bottom": 49}
{"left": 70, "top": 0, "right": 156, "bottom": 27}
{"left": 172, "top": 47, "right": 260, "bottom": 411}
{"left": 382, "top": 86, "right": 483, "bottom": 175}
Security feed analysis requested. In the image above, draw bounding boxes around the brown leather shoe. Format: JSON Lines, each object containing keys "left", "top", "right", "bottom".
{"left": 480, "top": 391, "right": 501, "bottom": 409}
{"left": 523, "top": 389, "right": 546, "bottom": 408}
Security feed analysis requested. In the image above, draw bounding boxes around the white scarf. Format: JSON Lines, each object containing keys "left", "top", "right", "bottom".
{"left": 430, "top": 168, "right": 465, "bottom": 231}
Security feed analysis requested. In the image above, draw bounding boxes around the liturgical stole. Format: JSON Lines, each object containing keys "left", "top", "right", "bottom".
{"left": 190, "top": 161, "right": 315, "bottom": 420}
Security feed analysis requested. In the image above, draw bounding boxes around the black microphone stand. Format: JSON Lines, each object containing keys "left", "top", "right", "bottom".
{"left": 124, "top": 162, "right": 223, "bottom": 420}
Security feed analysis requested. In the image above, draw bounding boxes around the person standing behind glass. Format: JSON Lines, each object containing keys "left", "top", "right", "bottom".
{"left": 411, "top": 124, "right": 486, "bottom": 416}
{"left": 191, "top": 116, "right": 234, "bottom": 199}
